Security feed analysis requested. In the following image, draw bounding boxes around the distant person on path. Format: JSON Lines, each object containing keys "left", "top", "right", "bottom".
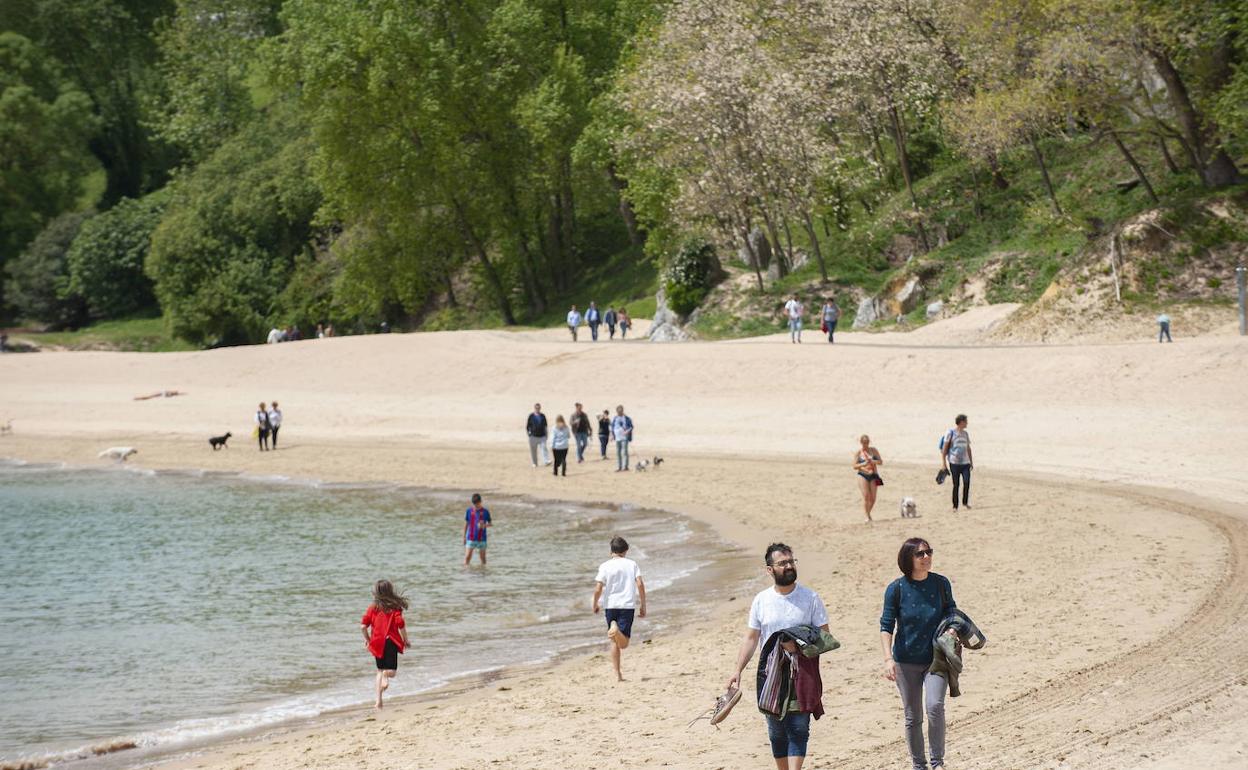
{"left": 325, "top": 323, "right": 335, "bottom": 337}
{"left": 1157, "top": 312, "right": 1173, "bottom": 342}
{"left": 570, "top": 403, "right": 592, "bottom": 463}
{"left": 316, "top": 323, "right": 325, "bottom": 339}
{"left": 728, "top": 543, "right": 830, "bottom": 770}
{"left": 940, "top": 415, "right": 973, "bottom": 511}
{"left": 463, "top": 493, "right": 492, "bottom": 566}
{"left": 0, "top": 332, "right": 8, "bottom": 352}
{"left": 605, "top": 307, "right": 618, "bottom": 339}
{"left": 567, "top": 305, "right": 582, "bottom": 341}
{"left": 526, "top": 403, "right": 551, "bottom": 467}
{"left": 267, "top": 401, "right": 283, "bottom": 449}
{"left": 361, "top": 579, "right": 410, "bottom": 710}
{"left": 821, "top": 299, "right": 840, "bottom": 343}
{"left": 598, "top": 409, "right": 611, "bottom": 460}
{"left": 784, "top": 295, "right": 805, "bottom": 343}
{"left": 266, "top": 327, "right": 284, "bottom": 344}
{"left": 619, "top": 308, "right": 632, "bottom": 339}
{"left": 255, "top": 402, "right": 271, "bottom": 451}
{"left": 611, "top": 405, "right": 634, "bottom": 472}
{"left": 551, "top": 416, "right": 571, "bottom": 477}
{"left": 592, "top": 536, "right": 646, "bottom": 683}
{"left": 880, "top": 538, "right": 959, "bottom": 770}
{"left": 853, "top": 434, "right": 883, "bottom": 523}
{"left": 586, "top": 302, "right": 602, "bottom": 341}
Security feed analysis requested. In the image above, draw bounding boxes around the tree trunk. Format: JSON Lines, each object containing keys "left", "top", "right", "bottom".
{"left": 740, "top": 221, "right": 765, "bottom": 291}
{"left": 987, "top": 152, "right": 1010, "bottom": 189}
{"left": 1147, "top": 45, "right": 1243, "bottom": 186}
{"left": 453, "top": 197, "right": 516, "bottom": 325}
{"left": 443, "top": 265, "right": 458, "bottom": 308}
{"left": 781, "top": 217, "right": 798, "bottom": 272}
{"left": 887, "top": 104, "right": 931, "bottom": 252}
{"left": 1029, "top": 136, "right": 1063, "bottom": 216}
{"left": 868, "top": 119, "right": 889, "bottom": 185}
{"left": 802, "top": 211, "right": 829, "bottom": 283}
{"left": 1158, "top": 136, "right": 1181, "bottom": 174}
{"left": 1107, "top": 127, "right": 1159, "bottom": 204}
{"left": 605, "top": 165, "right": 643, "bottom": 247}
{"left": 760, "top": 209, "right": 788, "bottom": 278}
{"left": 547, "top": 196, "right": 567, "bottom": 292}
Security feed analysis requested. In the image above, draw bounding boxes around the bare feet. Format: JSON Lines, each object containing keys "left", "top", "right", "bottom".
{"left": 607, "top": 620, "right": 620, "bottom": 644}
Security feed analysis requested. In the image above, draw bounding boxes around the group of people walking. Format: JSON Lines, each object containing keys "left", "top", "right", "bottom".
{"left": 566, "top": 302, "right": 632, "bottom": 342}
{"left": 253, "top": 401, "right": 283, "bottom": 450}
{"left": 525, "top": 402, "right": 635, "bottom": 474}
{"left": 782, "top": 295, "right": 842, "bottom": 344}
{"left": 854, "top": 414, "right": 974, "bottom": 523}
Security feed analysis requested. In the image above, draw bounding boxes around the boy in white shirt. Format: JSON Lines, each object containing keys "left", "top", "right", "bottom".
{"left": 592, "top": 536, "right": 647, "bottom": 682}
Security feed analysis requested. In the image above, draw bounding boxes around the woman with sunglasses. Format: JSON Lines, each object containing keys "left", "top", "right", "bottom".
{"left": 880, "top": 538, "right": 959, "bottom": 770}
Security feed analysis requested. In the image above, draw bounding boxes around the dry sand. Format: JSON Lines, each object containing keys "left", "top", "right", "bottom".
{"left": 1, "top": 310, "right": 1247, "bottom": 769}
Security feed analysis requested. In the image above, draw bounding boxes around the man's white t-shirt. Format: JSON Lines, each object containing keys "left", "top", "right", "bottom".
{"left": 267, "top": 408, "right": 282, "bottom": 428}
{"left": 595, "top": 556, "right": 642, "bottom": 609}
{"left": 567, "top": 310, "right": 582, "bottom": 326}
{"left": 784, "top": 299, "right": 803, "bottom": 319}
{"left": 748, "top": 584, "right": 828, "bottom": 650}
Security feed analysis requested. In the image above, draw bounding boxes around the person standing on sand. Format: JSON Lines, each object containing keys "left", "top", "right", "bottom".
{"left": 604, "top": 307, "right": 618, "bottom": 339}
{"left": 598, "top": 409, "right": 611, "bottom": 460}
{"left": 267, "top": 401, "right": 283, "bottom": 449}
{"left": 853, "top": 434, "right": 883, "bottom": 522}
{"left": 551, "top": 415, "right": 571, "bottom": 477}
{"left": 611, "top": 405, "right": 634, "bottom": 472}
{"left": 586, "top": 302, "right": 601, "bottom": 341}
{"left": 783, "top": 295, "right": 805, "bottom": 343}
{"left": 570, "top": 403, "right": 592, "bottom": 463}
{"left": 619, "top": 308, "right": 632, "bottom": 339}
{"left": 463, "top": 493, "right": 492, "bottom": 565}
{"left": 592, "top": 536, "right": 646, "bottom": 683}
{"left": 526, "top": 403, "right": 551, "bottom": 467}
{"left": 1157, "top": 312, "right": 1173, "bottom": 342}
{"left": 940, "top": 415, "right": 973, "bottom": 511}
{"left": 567, "top": 305, "right": 582, "bottom": 341}
{"left": 255, "top": 402, "right": 271, "bottom": 451}
{"left": 728, "top": 543, "right": 830, "bottom": 770}
{"left": 880, "top": 538, "right": 960, "bottom": 770}
{"left": 361, "top": 580, "right": 410, "bottom": 710}
{"left": 821, "top": 298, "right": 840, "bottom": 343}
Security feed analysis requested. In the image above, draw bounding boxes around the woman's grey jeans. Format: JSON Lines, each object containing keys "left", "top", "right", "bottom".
{"left": 896, "top": 662, "right": 948, "bottom": 769}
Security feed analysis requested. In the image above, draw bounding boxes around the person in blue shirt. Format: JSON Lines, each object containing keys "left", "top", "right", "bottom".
{"left": 586, "top": 302, "right": 601, "bottom": 341}
{"left": 463, "top": 493, "right": 492, "bottom": 566}
{"left": 611, "top": 405, "right": 634, "bottom": 472}
{"left": 880, "top": 538, "right": 960, "bottom": 770}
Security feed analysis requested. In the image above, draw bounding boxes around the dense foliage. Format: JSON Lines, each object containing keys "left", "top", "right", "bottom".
{"left": 66, "top": 189, "right": 165, "bottom": 319}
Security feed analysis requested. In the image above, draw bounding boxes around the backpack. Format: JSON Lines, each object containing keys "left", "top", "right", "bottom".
{"left": 938, "top": 428, "right": 954, "bottom": 451}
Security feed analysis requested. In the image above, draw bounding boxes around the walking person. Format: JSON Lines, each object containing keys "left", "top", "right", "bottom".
{"left": 255, "top": 402, "right": 271, "bottom": 451}
{"left": 567, "top": 305, "right": 582, "bottom": 341}
{"left": 821, "top": 298, "right": 840, "bottom": 343}
{"left": 551, "top": 415, "right": 571, "bottom": 477}
{"left": 592, "top": 536, "right": 646, "bottom": 682}
{"left": 604, "top": 307, "right": 618, "bottom": 339}
{"left": 1157, "top": 312, "right": 1173, "bottom": 342}
{"left": 784, "top": 295, "right": 804, "bottom": 343}
{"left": 586, "top": 302, "right": 601, "bottom": 341}
{"left": 463, "top": 493, "right": 492, "bottom": 566}
{"left": 728, "top": 543, "right": 831, "bottom": 770}
{"left": 570, "top": 403, "right": 592, "bottom": 463}
{"left": 880, "top": 538, "right": 960, "bottom": 770}
{"left": 940, "top": 415, "right": 973, "bottom": 511}
{"left": 526, "top": 403, "right": 551, "bottom": 467}
{"left": 360, "top": 579, "right": 410, "bottom": 710}
{"left": 611, "top": 405, "right": 633, "bottom": 472}
{"left": 618, "top": 308, "right": 631, "bottom": 339}
{"left": 267, "top": 401, "right": 283, "bottom": 449}
{"left": 853, "top": 434, "right": 883, "bottom": 523}
{"left": 597, "top": 409, "right": 611, "bottom": 460}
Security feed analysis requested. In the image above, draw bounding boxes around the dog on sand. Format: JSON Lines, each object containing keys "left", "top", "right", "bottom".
{"left": 635, "top": 459, "right": 650, "bottom": 472}
{"left": 899, "top": 496, "right": 918, "bottom": 518}
{"left": 98, "top": 447, "right": 138, "bottom": 462}
{"left": 209, "top": 432, "right": 232, "bottom": 450}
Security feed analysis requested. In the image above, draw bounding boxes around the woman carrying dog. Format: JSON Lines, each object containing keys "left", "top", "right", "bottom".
{"left": 880, "top": 538, "right": 960, "bottom": 770}
{"left": 255, "top": 402, "right": 271, "bottom": 451}
{"left": 551, "top": 415, "right": 571, "bottom": 477}
{"left": 853, "top": 434, "right": 884, "bottom": 523}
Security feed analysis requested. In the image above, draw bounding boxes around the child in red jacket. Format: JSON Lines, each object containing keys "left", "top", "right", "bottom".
{"left": 361, "top": 580, "right": 410, "bottom": 709}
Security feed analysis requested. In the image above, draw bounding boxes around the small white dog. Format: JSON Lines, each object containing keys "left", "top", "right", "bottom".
{"left": 899, "top": 496, "right": 918, "bottom": 518}
{"left": 635, "top": 459, "right": 650, "bottom": 472}
{"left": 98, "top": 447, "right": 138, "bottom": 462}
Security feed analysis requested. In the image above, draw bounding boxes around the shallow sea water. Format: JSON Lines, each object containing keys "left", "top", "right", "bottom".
{"left": 0, "top": 462, "right": 731, "bottom": 766}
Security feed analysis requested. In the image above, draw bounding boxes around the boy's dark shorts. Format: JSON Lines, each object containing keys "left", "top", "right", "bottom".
{"left": 604, "top": 608, "right": 635, "bottom": 638}
{"left": 375, "top": 639, "right": 400, "bottom": 671}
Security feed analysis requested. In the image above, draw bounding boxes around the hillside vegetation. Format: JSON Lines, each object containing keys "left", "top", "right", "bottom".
{"left": 2, "top": 0, "right": 1246, "bottom": 349}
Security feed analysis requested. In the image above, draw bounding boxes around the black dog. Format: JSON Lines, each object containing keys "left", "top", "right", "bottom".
{"left": 209, "top": 432, "right": 232, "bottom": 450}
{"left": 653, "top": 456, "right": 664, "bottom": 468}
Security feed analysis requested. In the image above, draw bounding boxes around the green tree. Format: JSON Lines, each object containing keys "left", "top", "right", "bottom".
{"left": 65, "top": 189, "right": 167, "bottom": 318}
{"left": 3, "top": 210, "right": 91, "bottom": 327}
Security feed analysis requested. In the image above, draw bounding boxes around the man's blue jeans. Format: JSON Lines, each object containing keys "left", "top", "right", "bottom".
{"left": 574, "top": 432, "right": 589, "bottom": 462}
{"left": 765, "top": 711, "right": 811, "bottom": 758}
{"left": 616, "top": 439, "right": 630, "bottom": 470}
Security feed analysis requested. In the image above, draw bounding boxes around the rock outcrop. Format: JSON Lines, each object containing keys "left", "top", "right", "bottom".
{"left": 646, "top": 286, "right": 690, "bottom": 342}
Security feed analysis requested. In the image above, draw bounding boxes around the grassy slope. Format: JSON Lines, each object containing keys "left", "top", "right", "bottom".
{"left": 7, "top": 317, "right": 195, "bottom": 352}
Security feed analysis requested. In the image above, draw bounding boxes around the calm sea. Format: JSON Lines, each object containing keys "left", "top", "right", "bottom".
{"left": 0, "top": 461, "right": 736, "bottom": 767}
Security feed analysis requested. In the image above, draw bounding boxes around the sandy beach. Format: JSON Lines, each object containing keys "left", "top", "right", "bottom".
{"left": 2, "top": 312, "right": 1247, "bottom": 769}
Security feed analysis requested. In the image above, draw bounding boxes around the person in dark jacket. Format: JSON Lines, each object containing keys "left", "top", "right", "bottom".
{"left": 880, "top": 538, "right": 960, "bottom": 770}
{"left": 570, "top": 403, "right": 592, "bottom": 463}
{"left": 604, "top": 307, "right": 618, "bottom": 339}
{"left": 597, "top": 410, "right": 611, "bottom": 459}
{"left": 526, "top": 403, "right": 550, "bottom": 467}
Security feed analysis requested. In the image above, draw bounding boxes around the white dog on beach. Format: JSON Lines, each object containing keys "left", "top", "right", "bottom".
{"left": 98, "top": 447, "right": 138, "bottom": 462}
{"left": 899, "top": 496, "right": 918, "bottom": 518}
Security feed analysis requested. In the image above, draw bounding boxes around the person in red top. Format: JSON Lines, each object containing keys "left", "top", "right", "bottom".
{"left": 360, "top": 579, "right": 410, "bottom": 709}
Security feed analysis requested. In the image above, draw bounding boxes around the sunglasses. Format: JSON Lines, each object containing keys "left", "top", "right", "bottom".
{"left": 914, "top": 549, "right": 934, "bottom": 558}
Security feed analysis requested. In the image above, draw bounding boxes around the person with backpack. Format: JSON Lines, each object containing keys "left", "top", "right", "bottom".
{"left": 940, "top": 415, "right": 973, "bottom": 511}
{"left": 611, "top": 405, "right": 634, "bottom": 472}
{"left": 880, "top": 538, "right": 960, "bottom": 770}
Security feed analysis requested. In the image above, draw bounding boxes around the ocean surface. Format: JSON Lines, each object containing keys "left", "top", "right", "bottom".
{"left": 0, "top": 461, "right": 735, "bottom": 767}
